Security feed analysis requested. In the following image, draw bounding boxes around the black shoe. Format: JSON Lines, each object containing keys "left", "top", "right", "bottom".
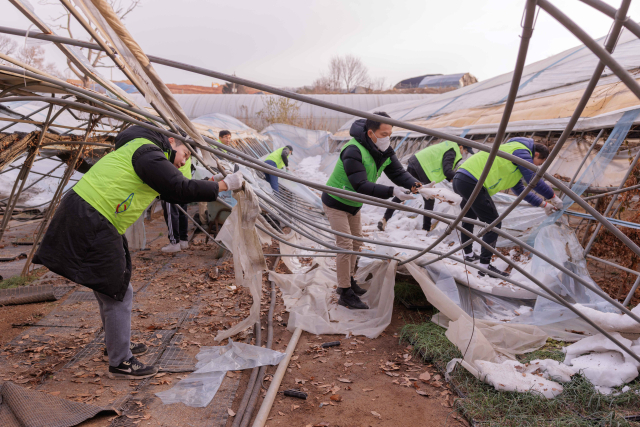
{"left": 103, "top": 342, "right": 148, "bottom": 362}
{"left": 108, "top": 356, "right": 158, "bottom": 380}
{"left": 464, "top": 252, "right": 480, "bottom": 263}
{"left": 338, "top": 288, "right": 369, "bottom": 309}
{"left": 377, "top": 218, "right": 387, "bottom": 231}
{"left": 478, "top": 264, "right": 509, "bottom": 278}
{"left": 350, "top": 276, "right": 367, "bottom": 296}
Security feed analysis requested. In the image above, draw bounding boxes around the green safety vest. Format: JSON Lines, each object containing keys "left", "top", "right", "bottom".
{"left": 180, "top": 157, "right": 192, "bottom": 179}
{"left": 265, "top": 147, "right": 287, "bottom": 169}
{"left": 74, "top": 138, "right": 190, "bottom": 235}
{"left": 415, "top": 140, "right": 462, "bottom": 183}
{"left": 459, "top": 141, "right": 532, "bottom": 196}
{"left": 326, "top": 139, "right": 391, "bottom": 207}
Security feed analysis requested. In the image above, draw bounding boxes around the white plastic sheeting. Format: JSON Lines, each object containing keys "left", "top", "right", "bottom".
{"left": 155, "top": 340, "right": 285, "bottom": 407}
{"left": 214, "top": 183, "right": 267, "bottom": 342}
{"left": 133, "top": 94, "right": 434, "bottom": 132}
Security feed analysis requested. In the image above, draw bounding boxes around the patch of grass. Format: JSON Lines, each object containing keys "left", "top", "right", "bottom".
{"left": 0, "top": 274, "right": 35, "bottom": 290}
{"left": 394, "top": 280, "right": 429, "bottom": 307}
{"left": 400, "top": 321, "right": 640, "bottom": 426}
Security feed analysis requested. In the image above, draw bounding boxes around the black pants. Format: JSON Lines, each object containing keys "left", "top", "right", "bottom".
{"left": 452, "top": 173, "right": 501, "bottom": 264}
{"left": 162, "top": 201, "right": 188, "bottom": 244}
{"left": 383, "top": 162, "right": 433, "bottom": 230}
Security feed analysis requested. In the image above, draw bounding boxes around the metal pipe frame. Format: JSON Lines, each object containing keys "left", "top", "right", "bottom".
{"left": 0, "top": 94, "right": 634, "bottom": 324}
{"left": 421, "top": 0, "right": 631, "bottom": 280}
{"left": 583, "top": 146, "right": 640, "bottom": 256}
{"left": 2, "top": 94, "right": 638, "bottom": 319}
{"left": 1, "top": 0, "right": 640, "bottom": 361}
{"left": 0, "top": 28, "right": 638, "bottom": 262}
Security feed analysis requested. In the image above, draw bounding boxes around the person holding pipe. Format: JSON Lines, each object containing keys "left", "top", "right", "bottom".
{"left": 322, "top": 112, "right": 420, "bottom": 309}
{"left": 33, "top": 125, "right": 244, "bottom": 380}
{"left": 453, "top": 137, "right": 563, "bottom": 277}
{"left": 377, "top": 140, "right": 474, "bottom": 232}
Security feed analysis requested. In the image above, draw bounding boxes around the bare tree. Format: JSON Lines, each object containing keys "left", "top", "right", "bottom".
{"left": 15, "top": 45, "right": 61, "bottom": 76}
{"left": 329, "top": 54, "right": 370, "bottom": 93}
{"left": 369, "top": 76, "right": 387, "bottom": 92}
{"left": 41, "top": 0, "right": 141, "bottom": 87}
{"left": 0, "top": 35, "right": 18, "bottom": 65}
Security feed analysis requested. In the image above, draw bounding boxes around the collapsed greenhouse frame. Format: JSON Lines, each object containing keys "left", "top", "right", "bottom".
{"left": 0, "top": 0, "right": 639, "bottom": 406}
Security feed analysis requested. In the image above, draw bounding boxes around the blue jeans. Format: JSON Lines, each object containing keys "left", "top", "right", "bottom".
{"left": 264, "top": 159, "right": 279, "bottom": 191}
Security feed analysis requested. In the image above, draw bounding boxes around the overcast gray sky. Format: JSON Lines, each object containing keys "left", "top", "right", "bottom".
{"left": 2, "top": 0, "right": 639, "bottom": 88}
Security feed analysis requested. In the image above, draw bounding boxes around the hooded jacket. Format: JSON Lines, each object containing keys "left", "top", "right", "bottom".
{"left": 34, "top": 126, "right": 220, "bottom": 301}
{"left": 322, "top": 119, "right": 417, "bottom": 215}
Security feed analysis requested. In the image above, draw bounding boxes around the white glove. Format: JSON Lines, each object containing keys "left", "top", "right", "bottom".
{"left": 393, "top": 187, "right": 415, "bottom": 201}
{"left": 222, "top": 171, "right": 244, "bottom": 191}
{"left": 549, "top": 195, "right": 564, "bottom": 210}
{"left": 542, "top": 201, "right": 556, "bottom": 216}
{"left": 423, "top": 182, "right": 435, "bottom": 189}
{"left": 211, "top": 173, "right": 224, "bottom": 182}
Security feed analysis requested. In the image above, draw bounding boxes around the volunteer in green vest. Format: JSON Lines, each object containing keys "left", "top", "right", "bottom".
{"left": 217, "top": 129, "right": 231, "bottom": 153}
{"left": 377, "top": 140, "right": 474, "bottom": 232}
{"left": 263, "top": 145, "right": 293, "bottom": 192}
{"left": 453, "top": 137, "right": 563, "bottom": 277}
{"left": 161, "top": 157, "right": 194, "bottom": 253}
{"left": 322, "top": 112, "right": 420, "bottom": 309}
{"left": 33, "top": 125, "right": 244, "bottom": 380}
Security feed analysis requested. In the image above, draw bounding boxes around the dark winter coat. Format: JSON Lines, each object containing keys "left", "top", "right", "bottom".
{"left": 322, "top": 119, "right": 418, "bottom": 215}
{"left": 34, "top": 126, "right": 220, "bottom": 301}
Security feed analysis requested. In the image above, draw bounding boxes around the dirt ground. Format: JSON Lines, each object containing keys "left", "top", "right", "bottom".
{"left": 0, "top": 211, "right": 462, "bottom": 427}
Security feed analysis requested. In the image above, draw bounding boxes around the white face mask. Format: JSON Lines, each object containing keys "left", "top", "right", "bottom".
{"left": 371, "top": 132, "right": 391, "bottom": 152}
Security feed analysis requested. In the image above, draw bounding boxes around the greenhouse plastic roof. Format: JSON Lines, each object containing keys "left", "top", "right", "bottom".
{"left": 337, "top": 25, "right": 640, "bottom": 137}
{"left": 131, "top": 93, "right": 434, "bottom": 132}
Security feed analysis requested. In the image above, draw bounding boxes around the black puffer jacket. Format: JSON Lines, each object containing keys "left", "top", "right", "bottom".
{"left": 34, "top": 126, "right": 220, "bottom": 301}
{"left": 322, "top": 119, "right": 417, "bottom": 215}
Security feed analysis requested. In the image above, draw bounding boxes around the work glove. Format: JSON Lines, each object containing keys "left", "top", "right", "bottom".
{"left": 541, "top": 201, "right": 556, "bottom": 216}
{"left": 222, "top": 171, "right": 244, "bottom": 191}
{"left": 393, "top": 187, "right": 415, "bottom": 201}
{"left": 549, "top": 195, "right": 564, "bottom": 210}
{"left": 211, "top": 173, "right": 224, "bottom": 182}
{"left": 422, "top": 182, "right": 435, "bottom": 189}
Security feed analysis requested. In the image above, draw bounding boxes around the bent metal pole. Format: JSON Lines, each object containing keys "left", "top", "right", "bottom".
{"left": 1, "top": 96, "right": 639, "bottom": 364}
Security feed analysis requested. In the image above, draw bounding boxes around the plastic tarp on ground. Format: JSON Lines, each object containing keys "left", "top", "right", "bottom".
{"left": 155, "top": 340, "right": 285, "bottom": 407}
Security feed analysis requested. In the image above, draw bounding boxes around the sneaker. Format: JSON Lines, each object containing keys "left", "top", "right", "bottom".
{"left": 338, "top": 288, "right": 369, "bottom": 310}
{"left": 180, "top": 240, "right": 189, "bottom": 250}
{"left": 336, "top": 277, "right": 367, "bottom": 297}
{"left": 103, "top": 342, "right": 148, "bottom": 362}
{"left": 161, "top": 242, "right": 181, "bottom": 253}
{"left": 108, "top": 356, "right": 158, "bottom": 379}
{"left": 464, "top": 252, "right": 481, "bottom": 263}
{"left": 377, "top": 218, "right": 387, "bottom": 232}
{"left": 478, "top": 264, "right": 509, "bottom": 278}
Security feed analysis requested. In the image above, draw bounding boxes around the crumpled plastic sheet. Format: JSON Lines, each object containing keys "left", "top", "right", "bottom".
{"left": 155, "top": 340, "right": 285, "bottom": 407}
{"left": 214, "top": 183, "right": 267, "bottom": 342}
{"left": 269, "top": 258, "right": 398, "bottom": 339}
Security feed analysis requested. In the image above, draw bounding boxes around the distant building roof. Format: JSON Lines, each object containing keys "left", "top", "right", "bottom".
{"left": 395, "top": 73, "right": 477, "bottom": 90}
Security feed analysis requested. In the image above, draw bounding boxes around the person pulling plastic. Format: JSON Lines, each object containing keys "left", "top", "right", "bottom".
{"left": 323, "top": 112, "right": 420, "bottom": 310}
{"left": 263, "top": 145, "right": 293, "bottom": 192}
{"left": 453, "top": 137, "right": 562, "bottom": 277}
{"left": 33, "top": 125, "right": 244, "bottom": 380}
{"left": 378, "top": 140, "right": 474, "bottom": 232}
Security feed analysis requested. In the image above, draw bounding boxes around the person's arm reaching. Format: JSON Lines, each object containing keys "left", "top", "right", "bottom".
{"left": 384, "top": 155, "right": 419, "bottom": 189}
{"left": 513, "top": 148, "right": 555, "bottom": 200}
{"left": 442, "top": 149, "right": 458, "bottom": 181}
{"left": 281, "top": 147, "right": 290, "bottom": 168}
{"left": 511, "top": 180, "right": 543, "bottom": 207}
{"left": 132, "top": 146, "right": 220, "bottom": 204}
{"left": 342, "top": 146, "right": 394, "bottom": 199}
